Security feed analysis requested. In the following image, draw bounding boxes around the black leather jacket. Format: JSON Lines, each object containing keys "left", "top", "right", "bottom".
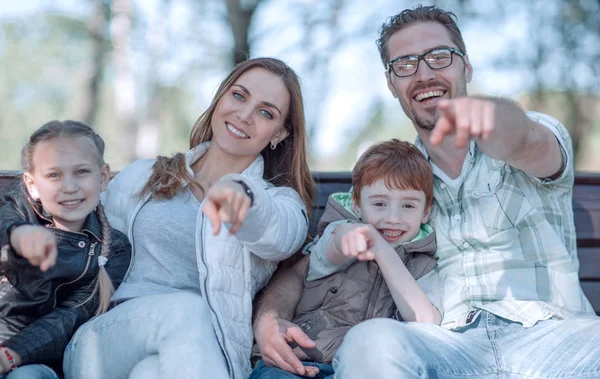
{"left": 0, "top": 190, "right": 131, "bottom": 372}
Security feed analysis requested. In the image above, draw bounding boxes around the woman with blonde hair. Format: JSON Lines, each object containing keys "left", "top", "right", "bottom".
{"left": 63, "top": 57, "right": 314, "bottom": 379}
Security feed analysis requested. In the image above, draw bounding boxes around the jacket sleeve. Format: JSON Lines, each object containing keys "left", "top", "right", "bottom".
{"left": 0, "top": 193, "right": 34, "bottom": 275}
{"left": 220, "top": 174, "right": 309, "bottom": 262}
{"left": 3, "top": 231, "right": 132, "bottom": 365}
{"left": 305, "top": 220, "right": 356, "bottom": 282}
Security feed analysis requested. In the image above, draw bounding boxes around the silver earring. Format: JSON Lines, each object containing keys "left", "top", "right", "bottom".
{"left": 270, "top": 142, "right": 276, "bottom": 150}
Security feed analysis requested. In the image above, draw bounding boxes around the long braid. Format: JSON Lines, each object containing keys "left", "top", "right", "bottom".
{"left": 93, "top": 203, "right": 115, "bottom": 315}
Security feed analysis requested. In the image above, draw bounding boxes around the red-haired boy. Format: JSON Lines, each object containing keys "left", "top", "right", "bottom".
{"left": 250, "top": 139, "right": 441, "bottom": 378}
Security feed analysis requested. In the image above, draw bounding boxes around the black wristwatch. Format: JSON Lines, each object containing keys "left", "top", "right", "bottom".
{"left": 234, "top": 180, "right": 254, "bottom": 207}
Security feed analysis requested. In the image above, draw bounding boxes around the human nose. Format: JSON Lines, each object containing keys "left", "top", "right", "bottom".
{"left": 61, "top": 176, "right": 79, "bottom": 193}
{"left": 237, "top": 103, "right": 253, "bottom": 125}
{"left": 384, "top": 208, "right": 403, "bottom": 224}
{"left": 414, "top": 58, "right": 436, "bottom": 82}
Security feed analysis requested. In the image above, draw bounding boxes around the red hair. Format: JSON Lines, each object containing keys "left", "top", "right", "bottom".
{"left": 352, "top": 139, "right": 433, "bottom": 209}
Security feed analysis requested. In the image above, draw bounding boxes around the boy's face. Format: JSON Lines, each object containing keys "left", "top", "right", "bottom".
{"left": 353, "top": 179, "right": 430, "bottom": 248}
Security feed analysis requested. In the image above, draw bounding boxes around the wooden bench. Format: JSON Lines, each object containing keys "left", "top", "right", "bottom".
{"left": 2, "top": 170, "right": 600, "bottom": 315}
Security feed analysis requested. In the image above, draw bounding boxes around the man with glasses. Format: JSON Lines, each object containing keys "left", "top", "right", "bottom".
{"left": 252, "top": 5, "right": 600, "bottom": 379}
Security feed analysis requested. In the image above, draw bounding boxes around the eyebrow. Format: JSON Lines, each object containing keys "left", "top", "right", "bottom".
{"left": 367, "top": 194, "right": 422, "bottom": 201}
{"left": 400, "top": 196, "right": 422, "bottom": 201}
{"left": 368, "top": 195, "right": 389, "bottom": 200}
{"left": 392, "top": 45, "right": 454, "bottom": 60}
{"left": 40, "top": 163, "right": 94, "bottom": 171}
{"left": 233, "top": 84, "right": 282, "bottom": 115}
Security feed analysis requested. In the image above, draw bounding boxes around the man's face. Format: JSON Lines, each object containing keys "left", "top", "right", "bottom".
{"left": 385, "top": 22, "right": 473, "bottom": 131}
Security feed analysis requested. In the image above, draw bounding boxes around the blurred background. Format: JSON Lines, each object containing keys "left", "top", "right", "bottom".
{"left": 0, "top": 0, "right": 598, "bottom": 172}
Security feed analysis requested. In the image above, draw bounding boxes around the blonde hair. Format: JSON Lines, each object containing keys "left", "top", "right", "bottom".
{"left": 22, "top": 120, "right": 115, "bottom": 315}
{"left": 139, "top": 57, "right": 314, "bottom": 216}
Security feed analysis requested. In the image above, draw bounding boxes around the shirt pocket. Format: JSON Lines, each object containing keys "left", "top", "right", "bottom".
{"left": 471, "top": 167, "right": 524, "bottom": 236}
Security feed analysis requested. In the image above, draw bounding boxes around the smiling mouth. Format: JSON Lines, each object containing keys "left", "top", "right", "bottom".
{"left": 59, "top": 200, "right": 84, "bottom": 206}
{"left": 414, "top": 90, "right": 446, "bottom": 102}
{"left": 226, "top": 122, "right": 250, "bottom": 138}
{"left": 379, "top": 229, "right": 405, "bottom": 240}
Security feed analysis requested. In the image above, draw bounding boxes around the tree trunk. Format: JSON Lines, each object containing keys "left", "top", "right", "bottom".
{"left": 137, "top": 0, "right": 170, "bottom": 159}
{"left": 81, "top": 0, "right": 110, "bottom": 127}
{"left": 225, "top": 0, "right": 262, "bottom": 66}
{"left": 110, "top": 0, "right": 138, "bottom": 163}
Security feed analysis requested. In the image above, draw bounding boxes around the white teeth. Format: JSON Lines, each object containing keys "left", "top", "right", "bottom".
{"left": 415, "top": 90, "right": 444, "bottom": 102}
{"left": 226, "top": 123, "right": 249, "bottom": 138}
{"left": 61, "top": 200, "right": 82, "bottom": 205}
{"left": 381, "top": 230, "right": 404, "bottom": 237}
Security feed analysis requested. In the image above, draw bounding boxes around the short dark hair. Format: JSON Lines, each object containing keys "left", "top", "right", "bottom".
{"left": 376, "top": 5, "right": 466, "bottom": 67}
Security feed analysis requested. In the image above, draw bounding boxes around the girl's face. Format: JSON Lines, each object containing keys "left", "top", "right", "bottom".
{"left": 24, "top": 136, "right": 110, "bottom": 232}
{"left": 210, "top": 67, "right": 290, "bottom": 159}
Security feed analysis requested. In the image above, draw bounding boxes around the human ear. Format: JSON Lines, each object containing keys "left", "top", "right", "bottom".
{"left": 23, "top": 172, "right": 39, "bottom": 199}
{"left": 463, "top": 55, "right": 473, "bottom": 83}
{"left": 421, "top": 205, "right": 432, "bottom": 223}
{"left": 270, "top": 129, "right": 290, "bottom": 148}
{"left": 100, "top": 164, "right": 111, "bottom": 192}
{"left": 352, "top": 200, "right": 362, "bottom": 219}
{"left": 386, "top": 71, "right": 398, "bottom": 98}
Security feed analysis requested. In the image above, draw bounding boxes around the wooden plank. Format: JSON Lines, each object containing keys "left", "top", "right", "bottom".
{"left": 581, "top": 281, "right": 600, "bottom": 315}
{"left": 573, "top": 203, "right": 600, "bottom": 245}
{"left": 578, "top": 248, "right": 600, "bottom": 280}
{"left": 0, "top": 171, "right": 20, "bottom": 195}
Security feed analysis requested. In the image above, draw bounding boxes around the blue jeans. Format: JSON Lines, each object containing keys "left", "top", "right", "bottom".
{"left": 250, "top": 359, "right": 334, "bottom": 379}
{"left": 63, "top": 292, "right": 228, "bottom": 379}
{"left": 333, "top": 311, "right": 600, "bottom": 378}
{"left": 1, "top": 364, "right": 59, "bottom": 379}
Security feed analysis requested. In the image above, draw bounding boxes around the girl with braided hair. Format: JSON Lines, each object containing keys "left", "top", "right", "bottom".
{"left": 0, "top": 120, "right": 131, "bottom": 379}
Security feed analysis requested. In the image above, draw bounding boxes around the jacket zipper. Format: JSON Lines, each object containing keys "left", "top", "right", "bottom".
{"left": 199, "top": 213, "right": 234, "bottom": 376}
{"left": 365, "top": 268, "right": 384, "bottom": 320}
{"left": 53, "top": 242, "right": 97, "bottom": 308}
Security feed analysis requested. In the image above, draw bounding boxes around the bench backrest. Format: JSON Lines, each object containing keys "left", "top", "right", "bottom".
{"left": 2, "top": 170, "right": 600, "bottom": 315}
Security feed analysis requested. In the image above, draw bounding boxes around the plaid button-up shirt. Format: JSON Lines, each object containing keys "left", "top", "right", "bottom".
{"left": 415, "top": 111, "right": 595, "bottom": 329}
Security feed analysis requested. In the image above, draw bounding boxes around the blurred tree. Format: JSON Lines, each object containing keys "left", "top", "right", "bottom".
{"left": 80, "top": 0, "right": 111, "bottom": 126}
{"left": 136, "top": 0, "right": 170, "bottom": 159}
{"left": 225, "top": 0, "right": 264, "bottom": 65}
{"left": 110, "top": 0, "right": 138, "bottom": 163}
{"left": 0, "top": 12, "right": 91, "bottom": 168}
{"left": 1, "top": 0, "right": 599, "bottom": 173}
{"left": 450, "top": 0, "right": 600, "bottom": 165}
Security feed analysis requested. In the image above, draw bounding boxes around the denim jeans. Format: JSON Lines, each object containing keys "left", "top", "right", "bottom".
{"left": 0, "top": 364, "right": 59, "bottom": 379}
{"left": 333, "top": 311, "right": 600, "bottom": 378}
{"left": 63, "top": 291, "right": 228, "bottom": 379}
{"left": 250, "top": 359, "right": 334, "bottom": 379}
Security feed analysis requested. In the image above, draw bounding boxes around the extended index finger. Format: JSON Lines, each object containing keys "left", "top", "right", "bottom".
{"left": 202, "top": 200, "right": 221, "bottom": 235}
{"left": 40, "top": 238, "right": 58, "bottom": 272}
{"left": 430, "top": 101, "right": 455, "bottom": 146}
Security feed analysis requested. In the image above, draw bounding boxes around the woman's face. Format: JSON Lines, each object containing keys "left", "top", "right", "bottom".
{"left": 210, "top": 67, "right": 290, "bottom": 159}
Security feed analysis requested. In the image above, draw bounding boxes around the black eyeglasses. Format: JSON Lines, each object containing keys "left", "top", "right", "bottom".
{"left": 387, "top": 47, "right": 465, "bottom": 78}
